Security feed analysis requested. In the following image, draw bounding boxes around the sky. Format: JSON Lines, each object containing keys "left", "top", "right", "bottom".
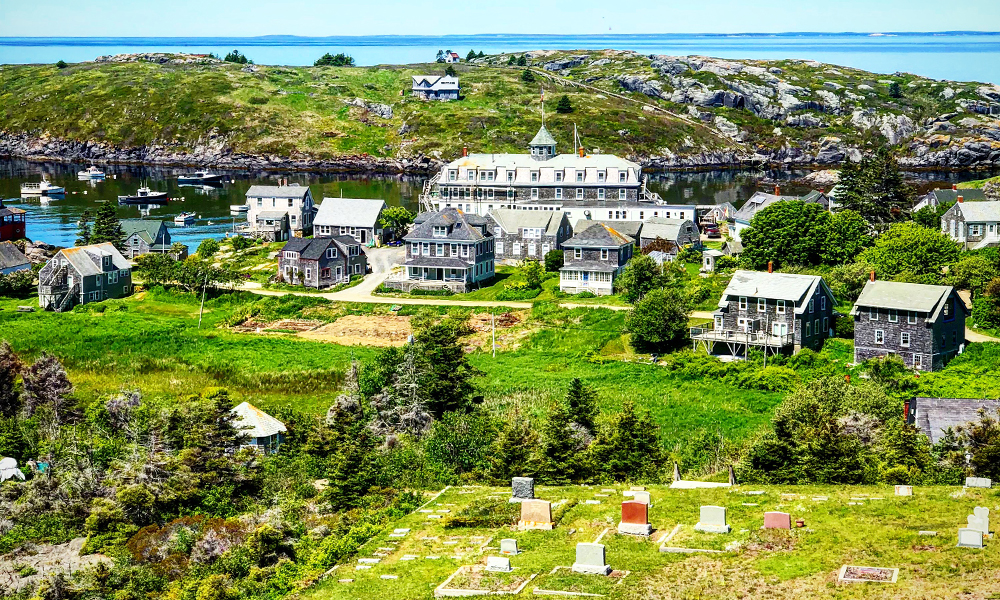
{"left": 1, "top": 0, "right": 999, "bottom": 37}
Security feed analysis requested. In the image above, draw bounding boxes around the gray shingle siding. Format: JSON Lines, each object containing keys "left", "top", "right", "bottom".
{"left": 716, "top": 290, "right": 835, "bottom": 351}
{"left": 277, "top": 237, "right": 366, "bottom": 289}
{"left": 38, "top": 244, "right": 133, "bottom": 311}
{"left": 853, "top": 293, "right": 966, "bottom": 371}
{"left": 394, "top": 208, "right": 496, "bottom": 292}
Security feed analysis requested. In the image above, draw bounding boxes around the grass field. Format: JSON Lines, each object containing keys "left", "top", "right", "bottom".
{"left": 299, "top": 483, "right": 1000, "bottom": 600}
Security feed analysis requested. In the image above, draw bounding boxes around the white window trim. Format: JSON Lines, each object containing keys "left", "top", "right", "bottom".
{"left": 875, "top": 329, "right": 885, "bottom": 345}
{"left": 757, "top": 298, "right": 766, "bottom": 313}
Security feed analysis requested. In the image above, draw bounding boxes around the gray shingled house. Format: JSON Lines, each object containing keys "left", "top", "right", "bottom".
{"left": 638, "top": 218, "right": 701, "bottom": 252}
{"left": 692, "top": 269, "right": 837, "bottom": 357}
{"left": 244, "top": 183, "right": 315, "bottom": 237}
{"left": 0, "top": 242, "right": 30, "bottom": 275}
{"left": 38, "top": 243, "right": 133, "bottom": 312}
{"left": 940, "top": 199, "right": 1000, "bottom": 250}
{"left": 313, "top": 197, "right": 388, "bottom": 245}
{"left": 278, "top": 236, "right": 367, "bottom": 289}
{"left": 851, "top": 280, "right": 967, "bottom": 371}
{"left": 914, "top": 185, "right": 989, "bottom": 212}
{"left": 907, "top": 397, "right": 1000, "bottom": 444}
{"left": 389, "top": 208, "right": 495, "bottom": 293}
{"left": 121, "top": 219, "right": 187, "bottom": 259}
{"left": 488, "top": 208, "right": 571, "bottom": 263}
{"left": 559, "top": 222, "right": 634, "bottom": 296}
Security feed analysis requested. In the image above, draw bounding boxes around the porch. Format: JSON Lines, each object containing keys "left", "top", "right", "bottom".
{"left": 690, "top": 326, "right": 795, "bottom": 357}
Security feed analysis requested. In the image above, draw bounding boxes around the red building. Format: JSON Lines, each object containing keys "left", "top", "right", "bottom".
{"left": 0, "top": 201, "right": 26, "bottom": 242}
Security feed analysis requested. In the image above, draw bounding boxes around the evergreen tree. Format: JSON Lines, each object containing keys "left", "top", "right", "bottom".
{"left": 466, "top": 50, "right": 477, "bottom": 61}
{"left": 75, "top": 210, "right": 92, "bottom": 246}
{"left": 488, "top": 411, "right": 538, "bottom": 483}
{"left": 445, "top": 65, "right": 457, "bottom": 78}
{"left": 90, "top": 202, "right": 125, "bottom": 250}
{"left": 521, "top": 69, "right": 535, "bottom": 83}
{"left": 534, "top": 401, "right": 586, "bottom": 484}
{"left": 555, "top": 95, "right": 574, "bottom": 114}
{"left": 477, "top": 51, "right": 485, "bottom": 58}
{"left": 835, "top": 147, "right": 911, "bottom": 232}
{"left": 516, "top": 55, "right": 527, "bottom": 67}
{"left": 436, "top": 50, "right": 445, "bottom": 63}
{"left": 590, "top": 401, "right": 662, "bottom": 482}
{"left": 565, "top": 378, "right": 597, "bottom": 431}
{"left": 888, "top": 81, "right": 903, "bottom": 98}
{"left": 325, "top": 425, "right": 380, "bottom": 510}
{"left": 20, "top": 353, "right": 73, "bottom": 422}
{"left": 0, "top": 341, "right": 22, "bottom": 418}
{"left": 416, "top": 320, "right": 481, "bottom": 416}
{"left": 507, "top": 55, "right": 516, "bottom": 66}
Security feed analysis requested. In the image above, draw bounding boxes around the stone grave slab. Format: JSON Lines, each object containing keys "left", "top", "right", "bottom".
{"left": 632, "top": 491, "right": 651, "bottom": 505}
{"left": 965, "top": 477, "right": 992, "bottom": 489}
{"left": 358, "top": 558, "right": 380, "bottom": 564}
{"left": 500, "top": 539, "right": 519, "bottom": 556}
{"left": 518, "top": 499, "right": 554, "bottom": 530}
{"left": 394, "top": 528, "right": 410, "bottom": 534}
{"left": 355, "top": 565, "right": 372, "bottom": 570}
{"left": 894, "top": 485, "right": 914, "bottom": 496}
{"left": 380, "top": 575, "right": 398, "bottom": 580}
{"left": 837, "top": 566, "right": 899, "bottom": 583}
{"left": 630, "top": 486, "right": 646, "bottom": 491}
{"left": 957, "top": 528, "right": 984, "bottom": 548}
{"left": 586, "top": 500, "right": 601, "bottom": 505}
{"left": 694, "top": 505, "right": 731, "bottom": 534}
{"left": 571, "top": 543, "right": 611, "bottom": 576}
{"left": 618, "top": 500, "right": 652, "bottom": 536}
{"left": 968, "top": 507, "right": 990, "bottom": 535}
{"left": 486, "top": 556, "right": 513, "bottom": 573}
{"left": 511, "top": 477, "right": 535, "bottom": 502}
{"left": 764, "top": 512, "right": 792, "bottom": 530}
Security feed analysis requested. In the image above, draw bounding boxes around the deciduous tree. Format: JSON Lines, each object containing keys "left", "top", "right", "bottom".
{"left": 858, "top": 221, "right": 960, "bottom": 280}
{"left": 625, "top": 287, "right": 689, "bottom": 353}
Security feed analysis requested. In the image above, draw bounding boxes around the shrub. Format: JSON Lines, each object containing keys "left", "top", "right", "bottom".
{"left": 544, "top": 250, "right": 564, "bottom": 272}
{"left": 314, "top": 52, "right": 354, "bottom": 67}
{"left": 247, "top": 97, "right": 269, "bottom": 105}
{"left": 0, "top": 270, "right": 35, "bottom": 298}
{"left": 521, "top": 69, "right": 535, "bottom": 83}
{"left": 198, "top": 238, "right": 221, "bottom": 258}
{"left": 834, "top": 315, "right": 855, "bottom": 338}
{"left": 444, "top": 498, "right": 519, "bottom": 528}
{"left": 230, "top": 236, "right": 255, "bottom": 251}
{"left": 55, "top": 60, "right": 68, "bottom": 69}
{"left": 496, "top": 287, "right": 541, "bottom": 301}
{"left": 575, "top": 291, "right": 596, "bottom": 299}
{"left": 625, "top": 288, "right": 689, "bottom": 353}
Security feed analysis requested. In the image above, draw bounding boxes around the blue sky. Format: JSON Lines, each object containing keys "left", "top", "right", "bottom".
{"left": 1, "top": 0, "right": 998, "bottom": 37}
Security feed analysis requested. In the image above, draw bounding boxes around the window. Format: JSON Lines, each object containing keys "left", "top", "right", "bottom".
{"left": 496, "top": 241, "right": 504, "bottom": 254}
{"left": 528, "top": 243, "right": 536, "bottom": 256}
{"left": 355, "top": 264, "right": 362, "bottom": 274}
{"left": 888, "top": 309, "right": 898, "bottom": 323}
{"left": 451, "top": 243, "right": 458, "bottom": 255}
{"left": 555, "top": 172, "right": 563, "bottom": 182}
{"left": 619, "top": 189, "right": 626, "bottom": 200}
{"left": 598, "top": 189, "right": 606, "bottom": 200}
{"left": 821, "top": 296, "right": 826, "bottom": 311}
{"left": 576, "top": 171, "right": 584, "bottom": 182}
{"left": 321, "top": 268, "right": 330, "bottom": 278}
{"left": 531, "top": 172, "right": 539, "bottom": 182}
{"left": 943, "top": 301, "right": 951, "bottom": 318}
{"left": 531, "top": 188, "right": 539, "bottom": 200}
{"left": 507, "top": 189, "right": 515, "bottom": 199}
{"left": 555, "top": 188, "right": 563, "bottom": 200}
{"left": 574, "top": 248, "right": 582, "bottom": 259}
{"left": 598, "top": 171, "right": 606, "bottom": 182}
{"left": 776, "top": 299, "right": 786, "bottom": 314}
{"left": 908, "top": 311, "right": 917, "bottom": 324}
{"left": 901, "top": 332, "right": 911, "bottom": 347}
{"left": 576, "top": 188, "right": 584, "bottom": 200}
{"left": 449, "top": 170, "right": 457, "bottom": 181}
{"left": 433, "top": 225, "right": 447, "bottom": 237}
{"left": 120, "top": 269, "right": 128, "bottom": 278}
{"left": 257, "top": 198, "right": 262, "bottom": 207}
{"left": 435, "top": 243, "right": 444, "bottom": 256}
{"left": 601, "top": 248, "right": 609, "bottom": 260}
{"left": 619, "top": 172, "right": 627, "bottom": 183}
{"left": 288, "top": 198, "right": 294, "bottom": 207}
{"left": 327, "top": 247, "right": 338, "bottom": 258}
{"left": 815, "top": 319, "right": 820, "bottom": 336}
{"left": 869, "top": 307, "right": 878, "bottom": 321}
{"left": 467, "top": 171, "right": 475, "bottom": 181}
{"left": 461, "top": 245, "right": 469, "bottom": 257}
{"left": 305, "top": 268, "right": 312, "bottom": 279}
{"left": 480, "top": 171, "right": 487, "bottom": 181}
{"left": 739, "top": 296, "right": 748, "bottom": 311}
{"left": 422, "top": 242, "right": 429, "bottom": 255}
{"left": 806, "top": 321, "right": 812, "bottom": 337}
{"left": 823, "top": 317, "right": 829, "bottom": 332}
{"left": 410, "top": 243, "right": 419, "bottom": 255}
{"left": 715, "top": 316, "right": 723, "bottom": 330}
{"left": 875, "top": 330, "right": 885, "bottom": 344}
{"left": 283, "top": 251, "right": 297, "bottom": 259}
{"left": 809, "top": 298, "right": 814, "bottom": 313}
{"left": 914, "top": 354, "right": 922, "bottom": 369}
{"left": 507, "top": 171, "right": 514, "bottom": 182}
{"left": 757, "top": 298, "right": 766, "bottom": 313}
{"left": 970, "top": 224, "right": 983, "bottom": 236}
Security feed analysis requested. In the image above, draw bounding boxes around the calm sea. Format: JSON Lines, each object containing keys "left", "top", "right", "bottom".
{"left": 2, "top": 32, "right": 1000, "bottom": 83}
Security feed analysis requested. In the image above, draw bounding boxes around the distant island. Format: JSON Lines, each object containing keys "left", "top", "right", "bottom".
{"left": 1, "top": 49, "right": 999, "bottom": 173}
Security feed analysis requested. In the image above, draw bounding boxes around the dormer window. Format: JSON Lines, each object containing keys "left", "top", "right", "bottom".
{"left": 449, "top": 170, "right": 457, "bottom": 181}
{"left": 574, "top": 248, "right": 582, "bottom": 259}
{"left": 555, "top": 172, "right": 563, "bottom": 182}
{"left": 619, "top": 172, "right": 627, "bottom": 183}
{"left": 576, "top": 171, "right": 584, "bottom": 183}
{"left": 598, "top": 171, "right": 606, "bottom": 183}
{"left": 531, "top": 172, "right": 539, "bottom": 182}
{"left": 433, "top": 226, "right": 448, "bottom": 237}
{"left": 601, "top": 249, "right": 608, "bottom": 260}
{"left": 327, "top": 247, "right": 338, "bottom": 259}
{"left": 507, "top": 171, "right": 514, "bottom": 182}
{"left": 467, "top": 171, "right": 475, "bottom": 181}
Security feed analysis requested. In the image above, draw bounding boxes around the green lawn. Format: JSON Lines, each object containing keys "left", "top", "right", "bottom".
{"left": 299, "top": 483, "right": 1000, "bottom": 600}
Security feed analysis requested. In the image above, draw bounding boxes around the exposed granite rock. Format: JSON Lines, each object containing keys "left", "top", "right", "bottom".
{"left": 346, "top": 98, "right": 393, "bottom": 119}
{"left": 543, "top": 55, "right": 588, "bottom": 71}
{"left": 94, "top": 52, "right": 220, "bottom": 65}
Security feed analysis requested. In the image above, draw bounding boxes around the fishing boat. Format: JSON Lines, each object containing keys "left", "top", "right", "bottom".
{"left": 77, "top": 166, "right": 106, "bottom": 180}
{"left": 178, "top": 171, "right": 224, "bottom": 184}
{"left": 118, "top": 186, "right": 170, "bottom": 205}
{"left": 20, "top": 179, "right": 65, "bottom": 196}
{"left": 229, "top": 204, "right": 249, "bottom": 216}
{"left": 174, "top": 212, "right": 197, "bottom": 224}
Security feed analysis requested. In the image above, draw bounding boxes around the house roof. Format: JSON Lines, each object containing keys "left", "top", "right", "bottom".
{"left": 405, "top": 257, "right": 472, "bottom": 269}
{"left": 722, "top": 240, "right": 743, "bottom": 255}
{"left": 0, "top": 205, "right": 26, "bottom": 218}
{"left": 405, "top": 208, "right": 491, "bottom": 242}
{"left": 58, "top": 243, "right": 129, "bottom": 276}
{"left": 446, "top": 152, "right": 639, "bottom": 172}
{"left": 412, "top": 75, "right": 459, "bottom": 91}
{"left": 121, "top": 219, "right": 164, "bottom": 245}
{"left": 573, "top": 219, "right": 641, "bottom": 238}
{"left": 315, "top": 197, "right": 387, "bottom": 228}
{"left": 245, "top": 184, "right": 310, "bottom": 200}
{"left": 640, "top": 218, "right": 696, "bottom": 241}
{"left": 955, "top": 200, "right": 1000, "bottom": 222}
{"left": 530, "top": 125, "right": 558, "bottom": 147}
{"left": 489, "top": 208, "right": 564, "bottom": 236}
{"left": 563, "top": 222, "right": 633, "bottom": 248}
{"left": 910, "top": 397, "right": 1000, "bottom": 445}
{"left": 850, "top": 280, "right": 960, "bottom": 315}
{"left": 721, "top": 270, "right": 829, "bottom": 313}
{"left": 230, "top": 401, "right": 287, "bottom": 439}
{"left": 930, "top": 188, "right": 990, "bottom": 203}
{"left": 646, "top": 250, "right": 672, "bottom": 264}
{"left": 283, "top": 235, "right": 360, "bottom": 260}
{"left": 0, "top": 242, "right": 29, "bottom": 270}
{"left": 733, "top": 190, "right": 826, "bottom": 222}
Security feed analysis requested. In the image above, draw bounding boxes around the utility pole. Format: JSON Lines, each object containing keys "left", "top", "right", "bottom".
{"left": 198, "top": 273, "right": 208, "bottom": 329}
{"left": 492, "top": 310, "right": 496, "bottom": 359}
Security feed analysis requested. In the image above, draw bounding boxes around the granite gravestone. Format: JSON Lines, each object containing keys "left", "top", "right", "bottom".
{"left": 499, "top": 539, "right": 519, "bottom": 555}
{"left": 571, "top": 543, "right": 611, "bottom": 575}
{"left": 957, "top": 527, "right": 984, "bottom": 549}
{"left": 632, "top": 491, "right": 651, "bottom": 505}
{"left": 511, "top": 477, "right": 535, "bottom": 502}
{"left": 694, "top": 505, "right": 731, "bottom": 534}
{"left": 894, "top": 485, "right": 913, "bottom": 496}
{"left": 764, "top": 511, "right": 792, "bottom": 530}
{"left": 965, "top": 477, "right": 992, "bottom": 489}
{"left": 617, "top": 500, "right": 652, "bottom": 536}
{"left": 518, "top": 499, "right": 554, "bottom": 530}
{"left": 968, "top": 507, "right": 990, "bottom": 535}
{"left": 486, "top": 556, "right": 513, "bottom": 572}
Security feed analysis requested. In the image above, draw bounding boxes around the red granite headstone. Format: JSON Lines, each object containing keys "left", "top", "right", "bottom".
{"left": 764, "top": 511, "right": 791, "bottom": 530}
{"left": 621, "top": 500, "right": 648, "bottom": 525}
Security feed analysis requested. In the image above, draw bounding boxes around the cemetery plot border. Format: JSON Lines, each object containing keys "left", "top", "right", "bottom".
{"left": 434, "top": 565, "right": 537, "bottom": 598}
{"left": 531, "top": 566, "right": 631, "bottom": 597}
{"left": 837, "top": 566, "right": 899, "bottom": 584}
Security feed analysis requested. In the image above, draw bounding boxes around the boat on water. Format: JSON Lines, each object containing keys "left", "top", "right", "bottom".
{"left": 174, "top": 212, "right": 197, "bottom": 224}
{"left": 77, "top": 166, "right": 106, "bottom": 180}
{"left": 230, "top": 204, "right": 249, "bottom": 216}
{"left": 20, "top": 179, "right": 66, "bottom": 196}
{"left": 118, "top": 186, "right": 170, "bottom": 205}
{"left": 178, "top": 171, "right": 224, "bottom": 184}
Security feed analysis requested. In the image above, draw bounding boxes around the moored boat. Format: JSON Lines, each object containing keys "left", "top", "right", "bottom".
{"left": 230, "top": 204, "right": 249, "bottom": 216}
{"left": 174, "top": 212, "right": 197, "bottom": 224}
{"left": 118, "top": 186, "right": 170, "bottom": 205}
{"left": 77, "top": 166, "right": 106, "bottom": 180}
{"left": 178, "top": 171, "right": 224, "bottom": 184}
{"left": 20, "top": 179, "right": 66, "bottom": 196}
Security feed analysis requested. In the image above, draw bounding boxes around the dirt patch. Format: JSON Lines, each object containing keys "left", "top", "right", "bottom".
{"left": 0, "top": 538, "right": 111, "bottom": 591}
{"left": 464, "top": 311, "right": 534, "bottom": 351}
{"left": 234, "top": 319, "right": 323, "bottom": 333}
{"left": 298, "top": 315, "right": 412, "bottom": 347}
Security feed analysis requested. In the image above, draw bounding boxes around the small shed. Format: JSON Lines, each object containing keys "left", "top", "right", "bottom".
{"left": 230, "top": 402, "right": 287, "bottom": 454}
{"left": 702, "top": 249, "right": 724, "bottom": 272}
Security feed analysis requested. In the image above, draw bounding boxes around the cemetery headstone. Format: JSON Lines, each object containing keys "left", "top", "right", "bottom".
{"left": 968, "top": 507, "right": 990, "bottom": 535}
{"left": 694, "top": 505, "right": 731, "bottom": 534}
{"left": 894, "top": 485, "right": 913, "bottom": 496}
{"left": 630, "top": 486, "right": 646, "bottom": 491}
{"left": 499, "top": 539, "right": 519, "bottom": 556}
{"left": 518, "top": 499, "right": 554, "bottom": 530}
{"left": 673, "top": 462, "right": 681, "bottom": 481}
{"left": 957, "top": 528, "right": 984, "bottom": 548}
{"left": 571, "top": 542, "right": 612, "bottom": 575}
{"left": 965, "top": 477, "right": 992, "bottom": 489}
{"left": 632, "top": 490, "right": 651, "bottom": 505}
{"left": 617, "top": 500, "right": 652, "bottom": 536}
{"left": 486, "top": 556, "right": 513, "bottom": 572}
{"left": 764, "top": 511, "right": 792, "bottom": 530}
{"left": 511, "top": 477, "right": 535, "bottom": 502}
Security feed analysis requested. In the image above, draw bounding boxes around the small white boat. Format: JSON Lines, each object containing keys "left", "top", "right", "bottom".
{"left": 21, "top": 179, "right": 65, "bottom": 196}
{"left": 230, "top": 204, "right": 249, "bottom": 215}
{"left": 77, "top": 166, "right": 106, "bottom": 179}
{"left": 178, "top": 171, "right": 224, "bottom": 184}
{"left": 174, "top": 212, "right": 197, "bottom": 224}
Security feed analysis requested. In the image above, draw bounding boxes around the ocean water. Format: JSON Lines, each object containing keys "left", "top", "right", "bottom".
{"left": 1, "top": 32, "right": 1000, "bottom": 83}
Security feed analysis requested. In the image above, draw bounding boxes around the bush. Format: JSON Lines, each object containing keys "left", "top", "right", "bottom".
{"left": 55, "top": 60, "right": 68, "bottom": 69}
{"left": 444, "top": 498, "right": 519, "bottom": 528}
{"left": 521, "top": 69, "right": 535, "bottom": 83}
{"left": 198, "top": 238, "right": 221, "bottom": 258}
{"left": 314, "top": 52, "right": 355, "bottom": 67}
{"left": 0, "top": 270, "right": 34, "bottom": 298}
{"left": 247, "top": 97, "right": 269, "bottom": 105}
{"left": 575, "top": 291, "right": 596, "bottom": 299}
{"left": 496, "top": 287, "right": 541, "bottom": 301}
{"left": 544, "top": 250, "right": 564, "bottom": 272}
{"left": 625, "top": 288, "right": 689, "bottom": 353}
{"left": 230, "top": 236, "right": 255, "bottom": 251}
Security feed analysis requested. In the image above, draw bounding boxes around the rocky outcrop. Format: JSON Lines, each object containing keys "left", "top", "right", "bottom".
{"left": 850, "top": 110, "right": 916, "bottom": 145}
{"left": 94, "top": 52, "right": 221, "bottom": 65}
{"left": 346, "top": 98, "right": 393, "bottom": 119}
{"left": 543, "top": 55, "right": 589, "bottom": 71}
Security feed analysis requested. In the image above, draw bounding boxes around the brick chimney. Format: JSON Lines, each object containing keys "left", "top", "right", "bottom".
{"left": 958, "top": 195, "right": 964, "bottom": 203}
{"left": 952, "top": 183, "right": 958, "bottom": 190}
{"left": 903, "top": 400, "right": 910, "bottom": 423}
{"left": 870, "top": 270, "right": 876, "bottom": 282}
{"left": 579, "top": 146, "right": 585, "bottom": 158}
{"left": 768, "top": 260, "right": 774, "bottom": 273}
{"left": 462, "top": 146, "right": 468, "bottom": 157}
{"left": 774, "top": 184, "right": 781, "bottom": 196}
